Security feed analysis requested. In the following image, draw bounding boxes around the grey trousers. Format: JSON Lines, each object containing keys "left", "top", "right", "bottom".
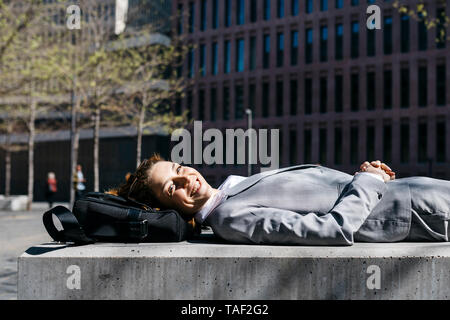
{"left": 403, "top": 177, "right": 450, "bottom": 242}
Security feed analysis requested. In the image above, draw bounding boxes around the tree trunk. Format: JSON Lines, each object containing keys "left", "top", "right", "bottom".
{"left": 70, "top": 97, "right": 80, "bottom": 208}
{"left": 93, "top": 105, "right": 100, "bottom": 192}
{"left": 26, "top": 99, "right": 36, "bottom": 211}
{"left": 136, "top": 103, "right": 145, "bottom": 168}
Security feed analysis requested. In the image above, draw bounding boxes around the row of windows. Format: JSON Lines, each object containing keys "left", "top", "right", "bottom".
{"left": 177, "top": 62, "right": 447, "bottom": 121}
{"left": 177, "top": 0, "right": 395, "bottom": 33}
{"left": 296, "top": 120, "right": 447, "bottom": 166}
{"left": 183, "top": 16, "right": 446, "bottom": 78}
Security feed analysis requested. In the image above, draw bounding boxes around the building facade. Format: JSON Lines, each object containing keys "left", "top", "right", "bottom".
{"left": 172, "top": 0, "right": 450, "bottom": 187}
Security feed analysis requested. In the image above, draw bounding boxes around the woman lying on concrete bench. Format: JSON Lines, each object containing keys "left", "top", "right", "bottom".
{"left": 109, "top": 154, "right": 450, "bottom": 245}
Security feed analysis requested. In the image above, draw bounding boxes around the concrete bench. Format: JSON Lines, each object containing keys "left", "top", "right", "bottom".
{"left": 0, "top": 195, "right": 28, "bottom": 211}
{"left": 18, "top": 235, "right": 450, "bottom": 300}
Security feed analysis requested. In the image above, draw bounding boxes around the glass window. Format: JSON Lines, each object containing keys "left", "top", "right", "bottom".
{"left": 319, "top": 128, "right": 327, "bottom": 164}
{"left": 320, "top": 25, "right": 328, "bottom": 62}
{"left": 306, "top": 0, "right": 313, "bottom": 13}
{"left": 212, "top": 42, "right": 218, "bottom": 75}
{"left": 351, "top": 0, "right": 359, "bottom": 5}
{"left": 437, "top": 8, "right": 446, "bottom": 49}
{"left": 418, "top": 66, "right": 427, "bottom": 107}
{"left": 200, "top": 0, "right": 207, "bottom": 31}
{"left": 276, "top": 80, "right": 283, "bottom": 116}
{"left": 384, "top": 70, "right": 392, "bottom": 109}
{"left": 263, "top": 34, "right": 270, "bottom": 69}
{"left": 291, "top": 30, "right": 298, "bottom": 66}
{"left": 305, "top": 77, "right": 312, "bottom": 114}
{"left": 384, "top": 16, "right": 393, "bottom": 54}
{"left": 335, "top": 24, "right": 343, "bottom": 60}
{"left": 264, "top": 0, "right": 271, "bottom": 20}
{"left": 250, "top": 0, "right": 257, "bottom": 23}
{"left": 334, "top": 127, "right": 342, "bottom": 165}
{"left": 336, "top": 0, "right": 343, "bottom": 9}
{"left": 225, "top": 0, "right": 231, "bottom": 27}
{"left": 188, "top": 48, "right": 194, "bottom": 78}
{"left": 212, "top": 0, "right": 219, "bottom": 29}
{"left": 198, "top": 89, "right": 205, "bottom": 120}
{"left": 436, "top": 122, "right": 446, "bottom": 162}
{"left": 400, "top": 68, "right": 409, "bottom": 108}
{"left": 320, "top": 0, "right": 328, "bottom": 11}
{"left": 223, "top": 86, "right": 230, "bottom": 120}
{"left": 366, "top": 126, "right": 375, "bottom": 161}
{"left": 320, "top": 76, "right": 327, "bottom": 113}
{"left": 335, "top": 74, "right": 343, "bottom": 112}
{"left": 188, "top": 2, "right": 195, "bottom": 33}
{"left": 304, "top": 129, "right": 312, "bottom": 163}
{"left": 383, "top": 124, "right": 392, "bottom": 163}
{"left": 262, "top": 82, "right": 270, "bottom": 117}
{"left": 290, "top": 130, "right": 297, "bottom": 165}
{"left": 277, "top": 33, "right": 284, "bottom": 67}
{"left": 401, "top": 14, "right": 410, "bottom": 53}
{"left": 418, "top": 122, "right": 428, "bottom": 163}
{"left": 235, "top": 85, "right": 244, "bottom": 119}
{"left": 351, "top": 21, "right": 359, "bottom": 59}
{"left": 400, "top": 123, "right": 409, "bottom": 163}
{"left": 250, "top": 36, "right": 256, "bottom": 70}
{"left": 350, "top": 126, "right": 359, "bottom": 165}
{"left": 367, "top": 71, "right": 375, "bottom": 110}
{"left": 237, "top": 0, "right": 245, "bottom": 25}
{"left": 290, "top": 79, "right": 297, "bottom": 115}
{"left": 277, "top": 0, "right": 285, "bottom": 18}
{"left": 367, "top": 27, "right": 375, "bottom": 56}
{"left": 210, "top": 88, "right": 217, "bottom": 121}
{"left": 436, "top": 64, "right": 446, "bottom": 106}
{"left": 200, "top": 44, "right": 206, "bottom": 76}
{"left": 291, "top": 0, "right": 299, "bottom": 16}
{"left": 236, "top": 38, "right": 245, "bottom": 72}
{"left": 305, "top": 28, "right": 313, "bottom": 64}
{"left": 418, "top": 12, "right": 428, "bottom": 51}
{"left": 351, "top": 73, "right": 359, "bottom": 111}
{"left": 177, "top": 4, "right": 183, "bottom": 35}
{"left": 224, "top": 40, "right": 231, "bottom": 73}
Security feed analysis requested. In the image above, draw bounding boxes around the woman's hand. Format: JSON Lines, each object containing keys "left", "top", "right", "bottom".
{"left": 370, "top": 160, "right": 396, "bottom": 181}
{"left": 356, "top": 161, "right": 394, "bottom": 183}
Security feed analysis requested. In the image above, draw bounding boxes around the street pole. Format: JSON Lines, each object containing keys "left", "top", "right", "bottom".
{"left": 245, "top": 108, "right": 252, "bottom": 177}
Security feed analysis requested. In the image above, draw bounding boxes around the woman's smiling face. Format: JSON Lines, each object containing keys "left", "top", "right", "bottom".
{"left": 148, "top": 161, "right": 214, "bottom": 215}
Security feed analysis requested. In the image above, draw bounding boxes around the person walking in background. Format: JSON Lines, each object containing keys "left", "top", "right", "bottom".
{"left": 73, "top": 164, "right": 86, "bottom": 201}
{"left": 45, "top": 172, "right": 57, "bottom": 209}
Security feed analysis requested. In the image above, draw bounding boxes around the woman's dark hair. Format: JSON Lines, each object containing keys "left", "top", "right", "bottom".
{"left": 107, "top": 154, "right": 198, "bottom": 229}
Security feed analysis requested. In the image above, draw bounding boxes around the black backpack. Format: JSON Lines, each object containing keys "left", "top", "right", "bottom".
{"left": 43, "top": 192, "right": 197, "bottom": 244}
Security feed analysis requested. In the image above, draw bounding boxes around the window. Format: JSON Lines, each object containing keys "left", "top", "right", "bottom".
{"left": 319, "top": 128, "right": 327, "bottom": 164}
{"left": 212, "top": 0, "right": 219, "bottom": 29}
{"left": 277, "top": 33, "right": 284, "bottom": 67}
{"left": 400, "top": 14, "right": 410, "bottom": 53}
{"left": 304, "top": 129, "right": 312, "bottom": 163}
{"left": 290, "top": 79, "right": 297, "bottom": 115}
{"left": 306, "top": 0, "right": 313, "bottom": 13}
{"left": 418, "top": 13, "right": 428, "bottom": 51}
{"left": 200, "top": 44, "right": 206, "bottom": 76}
{"left": 418, "top": 66, "right": 427, "bottom": 107}
{"left": 383, "top": 124, "right": 392, "bottom": 163}
{"left": 336, "top": 0, "right": 343, "bottom": 9}
{"left": 335, "top": 24, "right": 343, "bottom": 60}
{"left": 187, "top": 90, "right": 193, "bottom": 119}
{"left": 263, "top": 34, "right": 270, "bottom": 69}
{"left": 320, "top": 76, "right": 327, "bottom": 113}
{"left": 262, "top": 82, "right": 270, "bottom": 117}
{"left": 198, "top": 89, "right": 205, "bottom": 120}
{"left": 320, "top": 26, "right": 328, "bottom": 62}
{"left": 211, "top": 42, "right": 218, "bottom": 75}
{"left": 290, "top": 130, "right": 297, "bottom": 165}
{"left": 400, "top": 68, "right": 409, "bottom": 108}
{"left": 236, "top": 39, "right": 245, "bottom": 72}
{"left": 210, "top": 88, "right": 217, "bottom": 121}
{"left": 223, "top": 86, "right": 230, "bottom": 120}
{"left": 224, "top": 40, "right": 231, "bottom": 74}
{"left": 291, "top": 0, "right": 299, "bottom": 16}
{"left": 436, "top": 122, "right": 446, "bottom": 162}
{"left": 235, "top": 85, "right": 244, "bottom": 119}
{"left": 305, "top": 77, "right": 312, "bottom": 114}
{"left": 351, "top": 73, "right": 359, "bottom": 111}
{"left": 264, "top": 0, "right": 271, "bottom": 20}
{"left": 225, "top": 0, "right": 231, "bottom": 27}
{"left": 384, "top": 16, "right": 393, "bottom": 54}
{"left": 366, "top": 71, "right": 375, "bottom": 110}
{"left": 367, "top": 27, "right": 375, "bottom": 56}
{"left": 320, "top": 0, "right": 328, "bottom": 11}
{"left": 188, "top": 2, "right": 195, "bottom": 33}
{"left": 291, "top": 30, "right": 298, "bottom": 66}
{"left": 177, "top": 4, "right": 183, "bottom": 35}
{"left": 250, "top": 0, "right": 257, "bottom": 23}
{"left": 305, "top": 28, "right": 313, "bottom": 64}
{"left": 237, "top": 0, "right": 245, "bottom": 25}
{"left": 437, "top": 8, "right": 446, "bottom": 49}
{"left": 418, "top": 122, "right": 428, "bottom": 163}
{"left": 366, "top": 125, "right": 375, "bottom": 161}
{"left": 351, "top": 21, "right": 359, "bottom": 59}
{"left": 400, "top": 123, "right": 409, "bottom": 163}
{"left": 250, "top": 36, "right": 256, "bottom": 70}
{"left": 351, "top": 0, "right": 359, "bottom": 5}
{"left": 436, "top": 64, "right": 446, "bottom": 106}
{"left": 335, "top": 74, "right": 343, "bottom": 112}
{"left": 249, "top": 84, "right": 256, "bottom": 112}
{"left": 383, "top": 70, "right": 392, "bottom": 109}
{"left": 277, "top": 0, "right": 285, "bottom": 18}
{"left": 188, "top": 48, "right": 194, "bottom": 78}
{"left": 350, "top": 126, "right": 359, "bottom": 165}
{"left": 200, "top": 0, "right": 207, "bottom": 31}
{"left": 334, "top": 127, "right": 342, "bottom": 165}
{"left": 276, "top": 80, "right": 283, "bottom": 116}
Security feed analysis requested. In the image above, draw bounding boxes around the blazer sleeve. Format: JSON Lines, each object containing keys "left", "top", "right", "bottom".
{"left": 209, "top": 173, "right": 388, "bottom": 245}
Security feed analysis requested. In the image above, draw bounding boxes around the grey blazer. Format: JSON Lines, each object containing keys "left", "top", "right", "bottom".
{"left": 205, "top": 164, "right": 419, "bottom": 245}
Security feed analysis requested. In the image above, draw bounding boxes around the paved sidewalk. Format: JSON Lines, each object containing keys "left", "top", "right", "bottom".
{"left": 0, "top": 202, "right": 68, "bottom": 300}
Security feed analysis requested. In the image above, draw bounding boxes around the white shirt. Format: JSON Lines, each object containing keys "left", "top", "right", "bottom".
{"left": 77, "top": 171, "right": 86, "bottom": 191}
{"left": 194, "top": 172, "right": 384, "bottom": 225}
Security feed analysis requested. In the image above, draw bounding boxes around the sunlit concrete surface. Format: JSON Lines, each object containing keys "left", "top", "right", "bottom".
{"left": 18, "top": 237, "right": 450, "bottom": 300}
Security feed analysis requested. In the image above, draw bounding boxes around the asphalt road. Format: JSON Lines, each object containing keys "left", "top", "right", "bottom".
{"left": 0, "top": 204, "right": 63, "bottom": 300}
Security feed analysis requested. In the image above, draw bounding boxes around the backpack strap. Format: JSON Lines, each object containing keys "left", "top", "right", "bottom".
{"left": 42, "top": 206, "right": 94, "bottom": 244}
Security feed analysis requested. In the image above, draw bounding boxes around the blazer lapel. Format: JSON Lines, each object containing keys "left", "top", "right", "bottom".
{"left": 225, "top": 164, "right": 319, "bottom": 197}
